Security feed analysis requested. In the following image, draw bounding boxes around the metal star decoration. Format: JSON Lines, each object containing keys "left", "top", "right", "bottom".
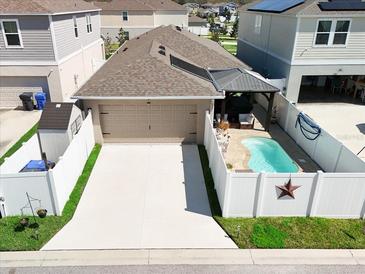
{"left": 276, "top": 179, "right": 301, "bottom": 199}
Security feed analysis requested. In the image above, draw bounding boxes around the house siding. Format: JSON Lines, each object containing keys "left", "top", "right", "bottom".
{"left": 237, "top": 39, "right": 290, "bottom": 79}
{"left": 52, "top": 11, "right": 101, "bottom": 60}
{"left": 294, "top": 17, "right": 365, "bottom": 60}
{"left": 238, "top": 12, "right": 297, "bottom": 62}
{"left": 101, "top": 10, "right": 154, "bottom": 28}
{"left": 0, "top": 15, "right": 55, "bottom": 61}
{"left": 153, "top": 10, "right": 188, "bottom": 28}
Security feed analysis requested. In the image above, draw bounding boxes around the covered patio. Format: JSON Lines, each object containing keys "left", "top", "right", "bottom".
{"left": 208, "top": 68, "right": 279, "bottom": 131}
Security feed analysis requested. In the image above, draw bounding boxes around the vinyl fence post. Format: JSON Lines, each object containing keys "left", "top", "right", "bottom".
{"left": 254, "top": 173, "right": 265, "bottom": 217}
{"left": 309, "top": 170, "right": 323, "bottom": 217}
{"left": 46, "top": 169, "right": 61, "bottom": 216}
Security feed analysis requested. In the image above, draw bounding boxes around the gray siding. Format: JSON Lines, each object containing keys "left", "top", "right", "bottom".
{"left": 238, "top": 12, "right": 297, "bottom": 62}
{"left": 52, "top": 11, "right": 101, "bottom": 60}
{"left": 294, "top": 17, "right": 365, "bottom": 60}
{"left": 0, "top": 15, "right": 55, "bottom": 61}
{"left": 237, "top": 39, "right": 290, "bottom": 79}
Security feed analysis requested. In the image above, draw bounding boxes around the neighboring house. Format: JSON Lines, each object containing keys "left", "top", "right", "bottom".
{"left": 0, "top": 0, "right": 105, "bottom": 108}
{"left": 183, "top": 3, "right": 200, "bottom": 15}
{"left": 94, "top": 0, "right": 188, "bottom": 41}
{"left": 72, "top": 26, "right": 277, "bottom": 144}
{"left": 188, "top": 15, "right": 209, "bottom": 36}
{"left": 38, "top": 102, "right": 83, "bottom": 162}
{"left": 237, "top": 0, "right": 365, "bottom": 103}
{"left": 198, "top": 8, "right": 219, "bottom": 18}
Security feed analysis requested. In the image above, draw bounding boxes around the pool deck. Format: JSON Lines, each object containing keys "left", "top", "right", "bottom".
{"left": 224, "top": 105, "right": 321, "bottom": 173}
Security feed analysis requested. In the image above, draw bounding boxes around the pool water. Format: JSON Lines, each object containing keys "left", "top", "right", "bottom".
{"left": 242, "top": 137, "right": 299, "bottom": 173}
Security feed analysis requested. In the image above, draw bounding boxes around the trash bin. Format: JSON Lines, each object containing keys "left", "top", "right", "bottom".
{"left": 35, "top": 92, "right": 47, "bottom": 110}
{"left": 19, "top": 92, "right": 34, "bottom": 111}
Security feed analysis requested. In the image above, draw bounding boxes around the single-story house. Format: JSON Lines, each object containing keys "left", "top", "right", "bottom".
{"left": 188, "top": 15, "right": 209, "bottom": 36}
{"left": 73, "top": 25, "right": 277, "bottom": 144}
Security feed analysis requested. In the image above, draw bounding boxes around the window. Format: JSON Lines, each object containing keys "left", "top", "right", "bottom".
{"left": 333, "top": 20, "right": 350, "bottom": 45}
{"left": 86, "top": 13, "right": 92, "bottom": 33}
{"left": 254, "top": 15, "right": 262, "bottom": 34}
{"left": 122, "top": 11, "right": 128, "bottom": 21}
{"left": 314, "top": 19, "right": 350, "bottom": 46}
{"left": 1, "top": 19, "right": 23, "bottom": 47}
{"left": 73, "top": 16, "right": 78, "bottom": 38}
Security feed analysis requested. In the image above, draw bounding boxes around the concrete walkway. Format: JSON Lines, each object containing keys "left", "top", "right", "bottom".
{"left": 43, "top": 144, "right": 235, "bottom": 250}
{"left": 1, "top": 249, "right": 364, "bottom": 267}
{"left": 0, "top": 109, "right": 41, "bottom": 157}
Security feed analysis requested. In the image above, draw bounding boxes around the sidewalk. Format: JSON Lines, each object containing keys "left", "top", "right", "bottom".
{"left": 1, "top": 249, "right": 364, "bottom": 267}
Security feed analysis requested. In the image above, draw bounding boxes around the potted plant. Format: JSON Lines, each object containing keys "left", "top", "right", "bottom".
{"left": 36, "top": 208, "right": 47, "bottom": 218}
{"left": 19, "top": 217, "right": 29, "bottom": 227}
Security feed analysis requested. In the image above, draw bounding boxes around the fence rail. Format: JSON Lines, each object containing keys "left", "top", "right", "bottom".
{"left": 0, "top": 113, "right": 95, "bottom": 217}
{"left": 203, "top": 112, "right": 365, "bottom": 219}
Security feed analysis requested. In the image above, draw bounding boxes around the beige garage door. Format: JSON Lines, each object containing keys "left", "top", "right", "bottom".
{"left": 99, "top": 103, "right": 197, "bottom": 143}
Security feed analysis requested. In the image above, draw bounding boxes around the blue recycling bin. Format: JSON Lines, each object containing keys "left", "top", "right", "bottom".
{"left": 20, "top": 160, "right": 55, "bottom": 172}
{"left": 35, "top": 92, "right": 46, "bottom": 110}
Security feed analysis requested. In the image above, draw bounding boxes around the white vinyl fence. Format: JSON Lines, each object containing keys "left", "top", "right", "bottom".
{"left": 0, "top": 113, "right": 95, "bottom": 217}
{"left": 257, "top": 93, "right": 365, "bottom": 172}
{"left": 203, "top": 112, "right": 365, "bottom": 219}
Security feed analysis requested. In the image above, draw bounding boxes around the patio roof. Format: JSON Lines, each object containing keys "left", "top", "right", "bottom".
{"left": 208, "top": 68, "right": 279, "bottom": 93}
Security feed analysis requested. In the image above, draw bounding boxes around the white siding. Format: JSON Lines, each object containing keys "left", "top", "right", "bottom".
{"left": 154, "top": 11, "right": 188, "bottom": 28}
{"left": 52, "top": 12, "right": 101, "bottom": 60}
{"left": 294, "top": 17, "right": 365, "bottom": 60}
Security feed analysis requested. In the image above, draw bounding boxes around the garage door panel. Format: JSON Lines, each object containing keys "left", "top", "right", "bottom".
{"left": 100, "top": 103, "right": 197, "bottom": 143}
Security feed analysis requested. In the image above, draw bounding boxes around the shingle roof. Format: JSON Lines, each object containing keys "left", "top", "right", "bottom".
{"left": 93, "top": 0, "right": 187, "bottom": 11}
{"left": 240, "top": 0, "right": 365, "bottom": 16}
{"left": 38, "top": 103, "right": 74, "bottom": 130}
{"left": 0, "top": 0, "right": 100, "bottom": 15}
{"left": 74, "top": 26, "right": 250, "bottom": 99}
{"left": 209, "top": 68, "right": 279, "bottom": 93}
{"left": 188, "top": 15, "right": 207, "bottom": 24}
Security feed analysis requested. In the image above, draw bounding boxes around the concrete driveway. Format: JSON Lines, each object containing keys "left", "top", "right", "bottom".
{"left": 43, "top": 144, "right": 236, "bottom": 250}
{"left": 0, "top": 109, "right": 41, "bottom": 157}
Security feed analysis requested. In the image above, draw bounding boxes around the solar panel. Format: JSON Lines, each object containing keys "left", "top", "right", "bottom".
{"left": 248, "top": 0, "right": 305, "bottom": 13}
{"left": 170, "top": 55, "right": 211, "bottom": 81}
{"left": 319, "top": 0, "right": 365, "bottom": 11}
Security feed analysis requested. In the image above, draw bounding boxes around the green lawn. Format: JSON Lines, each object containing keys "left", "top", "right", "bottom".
{"left": 198, "top": 145, "right": 365, "bottom": 249}
{"left": 0, "top": 123, "right": 38, "bottom": 166}
{"left": 0, "top": 144, "right": 101, "bottom": 251}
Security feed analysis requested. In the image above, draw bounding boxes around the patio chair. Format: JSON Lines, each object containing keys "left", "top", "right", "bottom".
{"left": 239, "top": 113, "right": 255, "bottom": 129}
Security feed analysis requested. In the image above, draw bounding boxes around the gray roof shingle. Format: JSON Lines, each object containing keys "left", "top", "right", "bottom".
{"left": 74, "top": 26, "right": 250, "bottom": 99}
{"left": 93, "top": 0, "right": 187, "bottom": 11}
{"left": 209, "top": 68, "right": 279, "bottom": 93}
{"left": 0, "top": 0, "right": 100, "bottom": 15}
{"left": 38, "top": 103, "right": 75, "bottom": 130}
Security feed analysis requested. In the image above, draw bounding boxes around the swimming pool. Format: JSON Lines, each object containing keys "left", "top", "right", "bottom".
{"left": 242, "top": 137, "right": 299, "bottom": 173}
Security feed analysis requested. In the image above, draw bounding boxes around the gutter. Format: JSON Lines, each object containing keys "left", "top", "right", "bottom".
{"left": 71, "top": 95, "right": 225, "bottom": 100}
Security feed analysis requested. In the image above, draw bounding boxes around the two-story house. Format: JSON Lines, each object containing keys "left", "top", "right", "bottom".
{"left": 93, "top": 0, "right": 188, "bottom": 41}
{"left": 237, "top": 0, "right": 365, "bottom": 103}
{"left": 0, "top": 0, "right": 105, "bottom": 108}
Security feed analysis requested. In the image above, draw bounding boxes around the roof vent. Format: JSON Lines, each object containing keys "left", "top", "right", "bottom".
{"left": 176, "top": 26, "right": 182, "bottom": 31}
{"left": 123, "top": 47, "right": 128, "bottom": 52}
{"left": 158, "top": 49, "right": 166, "bottom": 56}
{"left": 159, "top": 45, "right": 166, "bottom": 50}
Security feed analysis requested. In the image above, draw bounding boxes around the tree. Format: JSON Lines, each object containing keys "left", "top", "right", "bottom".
{"left": 223, "top": 7, "right": 231, "bottom": 22}
{"left": 115, "top": 27, "right": 128, "bottom": 46}
{"left": 230, "top": 17, "right": 239, "bottom": 38}
{"left": 103, "top": 33, "right": 113, "bottom": 59}
{"left": 211, "top": 31, "right": 220, "bottom": 43}
{"left": 221, "top": 24, "right": 228, "bottom": 36}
